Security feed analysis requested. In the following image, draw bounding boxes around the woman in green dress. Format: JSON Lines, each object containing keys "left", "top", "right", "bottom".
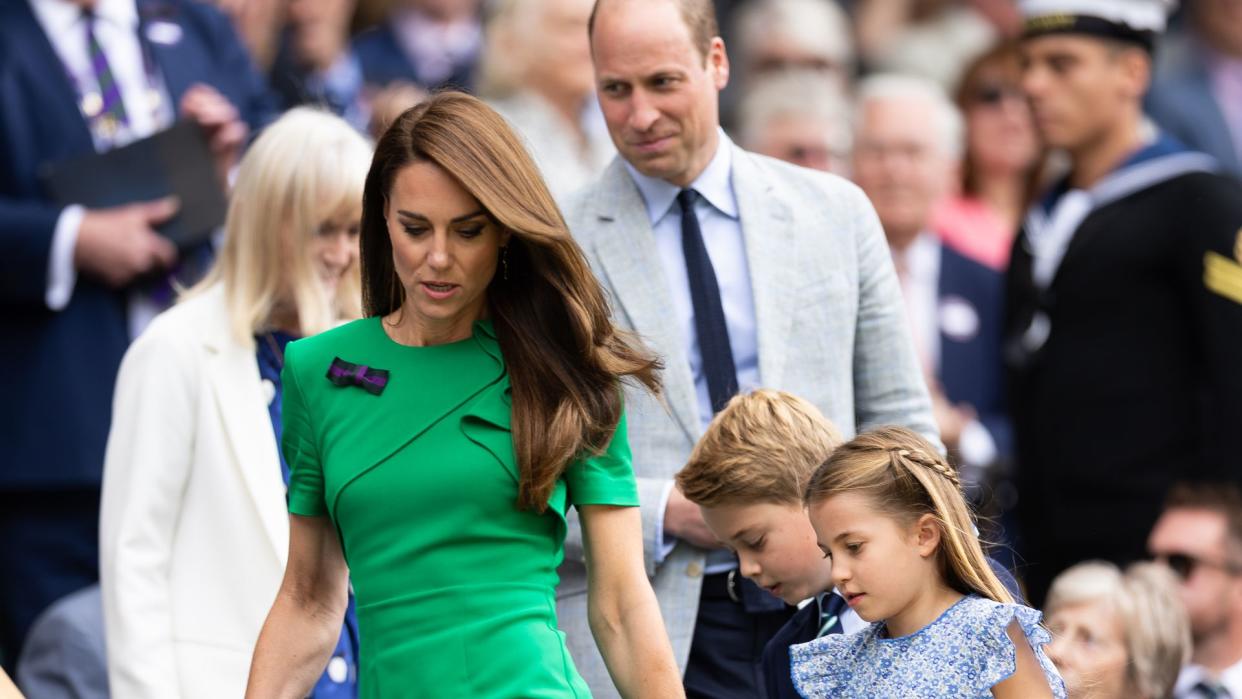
{"left": 245, "top": 92, "right": 684, "bottom": 698}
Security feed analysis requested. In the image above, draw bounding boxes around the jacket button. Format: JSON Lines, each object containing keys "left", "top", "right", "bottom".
{"left": 686, "top": 562, "right": 703, "bottom": 578}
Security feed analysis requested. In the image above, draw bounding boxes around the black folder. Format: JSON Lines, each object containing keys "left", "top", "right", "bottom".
{"left": 39, "top": 120, "right": 227, "bottom": 250}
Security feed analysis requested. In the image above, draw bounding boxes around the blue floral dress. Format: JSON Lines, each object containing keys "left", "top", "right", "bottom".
{"left": 789, "top": 595, "right": 1067, "bottom": 698}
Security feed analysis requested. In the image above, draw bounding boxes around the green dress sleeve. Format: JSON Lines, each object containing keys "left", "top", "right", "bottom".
{"left": 564, "top": 409, "right": 640, "bottom": 508}
{"left": 282, "top": 349, "right": 328, "bottom": 517}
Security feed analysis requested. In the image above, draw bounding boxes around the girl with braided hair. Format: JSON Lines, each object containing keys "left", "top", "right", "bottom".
{"left": 789, "top": 426, "right": 1066, "bottom": 698}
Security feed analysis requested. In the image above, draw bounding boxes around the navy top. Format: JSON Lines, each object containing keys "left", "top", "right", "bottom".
{"left": 257, "top": 331, "right": 360, "bottom": 698}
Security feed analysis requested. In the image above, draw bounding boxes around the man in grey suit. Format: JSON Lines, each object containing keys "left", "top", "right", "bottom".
{"left": 555, "top": 1, "right": 938, "bottom": 697}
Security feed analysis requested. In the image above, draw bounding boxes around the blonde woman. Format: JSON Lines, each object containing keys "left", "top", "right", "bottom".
{"left": 1044, "top": 562, "right": 1190, "bottom": 699}
{"left": 99, "top": 108, "right": 371, "bottom": 699}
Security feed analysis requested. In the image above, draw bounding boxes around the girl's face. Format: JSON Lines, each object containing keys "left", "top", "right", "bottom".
{"left": 1044, "top": 601, "right": 1135, "bottom": 699}
{"left": 808, "top": 492, "right": 942, "bottom": 628}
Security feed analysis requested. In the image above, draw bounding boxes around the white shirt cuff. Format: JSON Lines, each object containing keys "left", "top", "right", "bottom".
{"left": 652, "top": 480, "right": 677, "bottom": 565}
{"left": 958, "top": 418, "right": 998, "bottom": 468}
{"left": 46, "top": 205, "right": 84, "bottom": 311}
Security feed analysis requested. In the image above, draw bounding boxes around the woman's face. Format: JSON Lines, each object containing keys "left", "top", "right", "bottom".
{"left": 1045, "top": 600, "right": 1135, "bottom": 699}
{"left": 965, "top": 71, "right": 1040, "bottom": 177}
{"left": 309, "top": 208, "right": 361, "bottom": 298}
{"left": 384, "top": 161, "right": 510, "bottom": 334}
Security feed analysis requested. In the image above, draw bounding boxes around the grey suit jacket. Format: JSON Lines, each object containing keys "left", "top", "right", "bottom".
{"left": 16, "top": 585, "right": 108, "bottom": 699}
{"left": 555, "top": 146, "right": 938, "bottom": 696}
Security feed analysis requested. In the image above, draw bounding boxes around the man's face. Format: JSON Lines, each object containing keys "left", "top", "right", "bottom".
{"left": 851, "top": 97, "right": 955, "bottom": 245}
{"left": 1195, "top": 0, "right": 1242, "bottom": 57}
{"left": 1148, "top": 508, "right": 1242, "bottom": 642}
{"left": 702, "top": 501, "right": 834, "bottom": 605}
{"left": 751, "top": 113, "right": 850, "bottom": 175}
{"left": 591, "top": 0, "right": 729, "bottom": 187}
{"left": 1020, "top": 35, "right": 1144, "bottom": 152}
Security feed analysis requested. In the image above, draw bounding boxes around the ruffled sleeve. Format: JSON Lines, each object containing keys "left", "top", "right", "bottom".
{"left": 976, "top": 603, "right": 1067, "bottom": 698}
{"left": 789, "top": 624, "right": 878, "bottom": 698}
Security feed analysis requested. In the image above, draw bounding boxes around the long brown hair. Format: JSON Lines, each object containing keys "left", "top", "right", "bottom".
{"left": 804, "top": 426, "right": 1014, "bottom": 604}
{"left": 359, "top": 91, "right": 662, "bottom": 512}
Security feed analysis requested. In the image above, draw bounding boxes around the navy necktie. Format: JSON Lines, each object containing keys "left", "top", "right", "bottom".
{"left": 678, "top": 189, "right": 737, "bottom": 414}
{"left": 817, "top": 593, "right": 847, "bottom": 638}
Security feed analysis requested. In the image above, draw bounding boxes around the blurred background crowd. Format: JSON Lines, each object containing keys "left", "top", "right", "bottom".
{"left": 2, "top": 0, "right": 1242, "bottom": 697}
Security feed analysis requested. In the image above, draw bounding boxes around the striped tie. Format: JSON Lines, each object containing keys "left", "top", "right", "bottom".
{"left": 83, "top": 11, "right": 130, "bottom": 140}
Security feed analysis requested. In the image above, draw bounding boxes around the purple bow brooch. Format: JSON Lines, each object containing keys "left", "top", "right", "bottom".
{"left": 326, "top": 357, "right": 389, "bottom": 396}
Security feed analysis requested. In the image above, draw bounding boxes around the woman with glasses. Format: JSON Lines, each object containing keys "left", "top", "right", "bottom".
{"left": 935, "top": 40, "right": 1044, "bottom": 272}
{"left": 1044, "top": 561, "right": 1190, "bottom": 699}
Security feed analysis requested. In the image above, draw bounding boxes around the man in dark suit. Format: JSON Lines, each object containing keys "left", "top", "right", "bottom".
{"left": 851, "top": 72, "right": 1013, "bottom": 480}
{"left": 1009, "top": 0, "right": 1242, "bottom": 604}
{"left": 0, "top": 0, "right": 274, "bottom": 668}
{"left": 352, "top": 0, "right": 481, "bottom": 91}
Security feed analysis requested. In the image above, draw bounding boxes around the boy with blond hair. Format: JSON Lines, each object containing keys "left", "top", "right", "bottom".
{"left": 676, "top": 389, "right": 862, "bottom": 699}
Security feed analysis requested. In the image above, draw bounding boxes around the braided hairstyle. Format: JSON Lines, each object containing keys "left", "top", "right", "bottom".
{"left": 803, "top": 426, "right": 1013, "bottom": 604}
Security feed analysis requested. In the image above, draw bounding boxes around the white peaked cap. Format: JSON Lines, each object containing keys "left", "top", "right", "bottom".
{"left": 1020, "top": 0, "right": 1177, "bottom": 33}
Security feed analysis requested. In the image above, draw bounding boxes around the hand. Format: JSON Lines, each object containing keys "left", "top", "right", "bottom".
{"left": 930, "top": 383, "right": 975, "bottom": 452}
{"left": 75, "top": 197, "right": 180, "bottom": 287}
{"left": 663, "top": 487, "right": 723, "bottom": 550}
{"left": 179, "top": 84, "right": 248, "bottom": 189}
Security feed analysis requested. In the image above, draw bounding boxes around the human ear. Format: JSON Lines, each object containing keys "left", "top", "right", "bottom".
{"left": 913, "top": 513, "right": 942, "bottom": 558}
{"left": 710, "top": 37, "right": 730, "bottom": 90}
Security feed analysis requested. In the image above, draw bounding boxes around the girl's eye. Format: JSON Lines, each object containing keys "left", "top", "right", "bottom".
{"left": 846, "top": 543, "right": 863, "bottom": 554}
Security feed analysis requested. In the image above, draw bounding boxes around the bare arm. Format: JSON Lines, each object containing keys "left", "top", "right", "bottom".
{"left": 245, "top": 514, "right": 349, "bottom": 699}
{"left": 581, "top": 505, "right": 684, "bottom": 699}
{"left": 992, "top": 621, "right": 1056, "bottom": 699}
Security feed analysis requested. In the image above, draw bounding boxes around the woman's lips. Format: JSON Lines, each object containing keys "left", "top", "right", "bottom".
{"left": 420, "top": 282, "right": 459, "bottom": 300}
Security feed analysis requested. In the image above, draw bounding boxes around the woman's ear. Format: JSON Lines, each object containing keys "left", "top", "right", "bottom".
{"left": 499, "top": 228, "right": 513, "bottom": 247}
{"left": 913, "top": 514, "right": 942, "bottom": 558}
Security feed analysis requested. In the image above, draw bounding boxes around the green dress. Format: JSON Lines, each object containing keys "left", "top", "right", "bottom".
{"left": 282, "top": 317, "right": 638, "bottom": 698}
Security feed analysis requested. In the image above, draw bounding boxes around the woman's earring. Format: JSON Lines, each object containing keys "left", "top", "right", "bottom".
{"left": 502, "top": 246, "right": 510, "bottom": 281}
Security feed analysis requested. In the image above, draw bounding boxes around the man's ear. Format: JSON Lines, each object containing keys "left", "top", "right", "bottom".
{"left": 1118, "top": 47, "right": 1152, "bottom": 101}
{"left": 709, "top": 36, "right": 730, "bottom": 91}
{"left": 913, "top": 513, "right": 943, "bottom": 559}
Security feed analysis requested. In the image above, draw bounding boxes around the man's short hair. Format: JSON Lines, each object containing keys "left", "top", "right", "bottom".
{"left": 855, "top": 73, "right": 965, "bottom": 160}
{"left": 676, "top": 389, "right": 843, "bottom": 507}
{"left": 589, "top": 0, "right": 719, "bottom": 62}
{"left": 1164, "top": 482, "right": 1242, "bottom": 552}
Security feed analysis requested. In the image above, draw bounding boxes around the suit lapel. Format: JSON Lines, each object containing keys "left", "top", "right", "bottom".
{"left": 200, "top": 294, "right": 288, "bottom": 564}
{"left": 732, "top": 148, "right": 797, "bottom": 389}
{"left": 589, "top": 160, "right": 699, "bottom": 443}
{"left": 2, "top": 2, "right": 94, "bottom": 152}
{"left": 137, "top": 0, "right": 195, "bottom": 109}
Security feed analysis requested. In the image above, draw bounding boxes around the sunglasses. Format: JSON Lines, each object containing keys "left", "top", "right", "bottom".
{"left": 1152, "top": 551, "right": 1242, "bottom": 580}
{"left": 971, "top": 83, "right": 1025, "bottom": 107}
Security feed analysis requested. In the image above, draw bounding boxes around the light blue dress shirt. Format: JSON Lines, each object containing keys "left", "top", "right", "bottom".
{"left": 622, "top": 131, "right": 760, "bottom": 571}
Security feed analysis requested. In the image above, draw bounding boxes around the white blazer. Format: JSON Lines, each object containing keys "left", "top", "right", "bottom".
{"left": 99, "top": 285, "right": 290, "bottom": 699}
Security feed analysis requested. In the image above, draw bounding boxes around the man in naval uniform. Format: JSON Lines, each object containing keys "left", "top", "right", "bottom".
{"left": 1008, "top": 0, "right": 1242, "bottom": 604}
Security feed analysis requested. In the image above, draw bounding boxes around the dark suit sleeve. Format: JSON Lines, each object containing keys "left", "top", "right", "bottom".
{"left": 1180, "top": 174, "right": 1242, "bottom": 481}
{"left": 0, "top": 196, "right": 62, "bottom": 306}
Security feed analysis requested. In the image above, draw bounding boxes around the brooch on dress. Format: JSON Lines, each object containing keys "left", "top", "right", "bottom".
{"left": 326, "top": 357, "right": 389, "bottom": 396}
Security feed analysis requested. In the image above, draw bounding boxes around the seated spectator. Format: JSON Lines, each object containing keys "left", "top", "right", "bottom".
{"left": 1147, "top": 0, "right": 1242, "bottom": 177}
{"left": 1044, "top": 561, "right": 1190, "bottom": 699}
{"left": 1148, "top": 483, "right": 1242, "bottom": 698}
{"left": 99, "top": 109, "right": 371, "bottom": 699}
{"left": 854, "top": 0, "right": 998, "bottom": 90}
{"left": 270, "top": 0, "right": 372, "bottom": 133}
{"left": 15, "top": 586, "right": 105, "bottom": 699}
{"left": 726, "top": 0, "right": 854, "bottom": 127}
{"left": 738, "top": 70, "right": 853, "bottom": 176}
{"left": 934, "top": 40, "right": 1043, "bottom": 272}
{"left": 851, "top": 73, "right": 1012, "bottom": 483}
{"left": 353, "top": 0, "right": 482, "bottom": 92}
{"left": 479, "top": 0, "right": 614, "bottom": 201}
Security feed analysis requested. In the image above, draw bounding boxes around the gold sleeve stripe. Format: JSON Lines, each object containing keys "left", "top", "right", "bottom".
{"left": 1205, "top": 251, "right": 1242, "bottom": 305}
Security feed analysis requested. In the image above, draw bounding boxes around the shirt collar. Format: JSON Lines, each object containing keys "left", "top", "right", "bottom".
{"left": 623, "top": 128, "right": 739, "bottom": 225}
{"left": 893, "top": 231, "right": 941, "bottom": 282}
{"left": 31, "top": 0, "right": 139, "bottom": 34}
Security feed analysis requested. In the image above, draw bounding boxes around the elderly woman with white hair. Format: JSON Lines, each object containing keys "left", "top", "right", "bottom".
{"left": 1044, "top": 561, "right": 1191, "bottom": 699}
{"left": 478, "top": 0, "right": 614, "bottom": 201}
{"left": 99, "top": 107, "right": 372, "bottom": 699}
{"left": 738, "top": 69, "right": 854, "bottom": 176}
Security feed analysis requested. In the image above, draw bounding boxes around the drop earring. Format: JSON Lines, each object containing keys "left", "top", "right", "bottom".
{"left": 502, "top": 246, "right": 510, "bottom": 281}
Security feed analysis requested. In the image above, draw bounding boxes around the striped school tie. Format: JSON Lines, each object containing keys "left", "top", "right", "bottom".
{"left": 83, "top": 11, "right": 130, "bottom": 143}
